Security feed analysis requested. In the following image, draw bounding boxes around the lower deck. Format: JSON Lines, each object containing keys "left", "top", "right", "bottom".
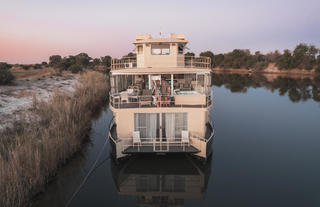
{"left": 123, "top": 145, "right": 200, "bottom": 154}
{"left": 109, "top": 118, "right": 214, "bottom": 160}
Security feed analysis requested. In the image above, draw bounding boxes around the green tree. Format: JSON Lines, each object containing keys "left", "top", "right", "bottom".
{"left": 124, "top": 52, "right": 136, "bottom": 57}
{"left": 92, "top": 58, "right": 101, "bottom": 66}
{"left": 265, "top": 50, "right": 281, "bottom": 63}
{"left": 75, "top": 53, "right": 91, "bottom": 67}
{"left": 316, "top": 55, "right": 320, "bottom": 73}
{"left": 276, "top": 49, "right": 292, "bottom": 69}
{"left": 101, "top": 56, "right": 111, "bottom": 68}
{"left": 292, "top": 43, "right": 308, "bottom": 69}
{"left": 213, "top": 54, "right": 224, "bottom": 67}
{"left": 49, "top": 55, "right": 62, "bottom": 67}
{"left": 0, "top": 62, "right": 14, "bottom": 85}
{"left": 291, "top": 43, "right": 318, "bottom": 70}
{"left": 185, "top": 52, "right": 195, "bottom": 56}
{"left": 59, "top": 56, "right": 76, "bottom": 70}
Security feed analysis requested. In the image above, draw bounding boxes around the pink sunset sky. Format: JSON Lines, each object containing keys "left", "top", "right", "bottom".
{"left": 1, "top": 0, "right": 320, "bottom": 64}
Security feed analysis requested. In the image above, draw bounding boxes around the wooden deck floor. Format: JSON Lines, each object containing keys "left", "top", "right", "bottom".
{"left": 123, "top": 145, "right": 200, "bottom": 154}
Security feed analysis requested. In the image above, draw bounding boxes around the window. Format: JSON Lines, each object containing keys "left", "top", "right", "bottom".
{"left": 151, "top": 44, "right": 170, "bottom": 55}
{"left": 137, "top": 45, "right": 143, "bottom": 54}
{"left": 178, "top": 44, "right": 184, "bottom": 54}
{"left": 162, "top": 48, "right": 170, "bottom": 55}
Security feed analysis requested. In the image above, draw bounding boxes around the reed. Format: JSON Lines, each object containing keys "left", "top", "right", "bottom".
{"left": 0, "top": 71, "right": 109, "bottom": 206}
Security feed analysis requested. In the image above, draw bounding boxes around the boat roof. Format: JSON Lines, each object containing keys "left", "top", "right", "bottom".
{"left": 133, "top": 33, "right": 188, "bottom": 44}
{"left": 133, "top": 38, "right": 188, "bottom": 44}
{"left": 110, "top": 67, "right": 211, "bottom": 75}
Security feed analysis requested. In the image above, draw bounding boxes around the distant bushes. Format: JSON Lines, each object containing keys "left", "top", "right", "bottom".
{"left": 49, "top": 53, "right": 111, "bottom": 73}
{"left": 200, "top": 43, "right": 320, "bottom": 72}
{"left": 0, "top": 62, "right": 14, "bottom": 85}
{"left": 69, "top": 64, "right": 83, "bottom": 73}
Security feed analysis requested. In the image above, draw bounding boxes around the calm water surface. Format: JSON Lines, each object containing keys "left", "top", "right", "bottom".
{"left": 34, "top": 76, "right": 320, "bottom": 207}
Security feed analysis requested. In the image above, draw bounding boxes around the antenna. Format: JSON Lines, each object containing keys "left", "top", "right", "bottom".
{"left": 159, "top": 26, "right": 163, "bottom": 37}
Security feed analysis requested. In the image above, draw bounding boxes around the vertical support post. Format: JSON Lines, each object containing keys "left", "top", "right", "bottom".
{"left": 171, "top": 74, "right": 174, "bottom": 96}
{"left": 148, "top": 75, "right": 151, "bottom": 90}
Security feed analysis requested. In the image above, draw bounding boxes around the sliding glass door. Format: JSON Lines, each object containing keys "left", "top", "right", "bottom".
{"left": 134, "top": 113, "right": 159, "bottom": 139}
{"left": 134, "top": 112, "right": 188, "bottom": 140}
{"left": 162, "top": 113, "right": 188, "bottom": 139}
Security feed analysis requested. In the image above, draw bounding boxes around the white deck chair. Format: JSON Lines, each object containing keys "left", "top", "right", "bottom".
{"left": 181, "top": 130, "right": 189, "bottom": 145}
{"left": 133, "top": 131, "right": 141, "bottom": 146}
{"left": 120, "top": 92, "right": 129, "bottom": 103}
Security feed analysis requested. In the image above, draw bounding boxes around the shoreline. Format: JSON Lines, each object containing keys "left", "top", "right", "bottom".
{"left": 212, "top": 67, "right": 319, "bottom": 80}
{"left": 0, "top": 71, "right": 110, "bottom": 207}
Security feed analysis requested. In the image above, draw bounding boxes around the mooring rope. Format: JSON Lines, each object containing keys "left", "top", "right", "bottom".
{"left": 65, "top": 135, "right": 110, "bottom": 207}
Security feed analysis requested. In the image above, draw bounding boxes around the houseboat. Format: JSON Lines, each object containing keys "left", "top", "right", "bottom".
{"left": 109, "top": 34, "right": 214, "bottom": 160}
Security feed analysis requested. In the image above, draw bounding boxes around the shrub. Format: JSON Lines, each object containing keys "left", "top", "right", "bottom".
{"left": 0, "top": 62, "right": 14, "bottom": 85}
{"left": 33, "top": 64, "right": 42, "bottom": 69}
{"left": 253, "top": 61, "right": 269, "bottom": 71}
{"left": 21, "top": 65, "right": 31, "bottom": 70}
{"left": 68, "top": 64, "right": 83, "bottom": 73}
{"left": 49, "top": 55, "right": 62, "bottom": 67}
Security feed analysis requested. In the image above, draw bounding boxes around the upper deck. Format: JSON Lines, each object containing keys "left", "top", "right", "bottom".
{"left": 111, "top": 33, "right": 211, "bottom": 71}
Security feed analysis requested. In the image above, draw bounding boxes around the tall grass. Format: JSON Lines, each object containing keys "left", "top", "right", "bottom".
{"left": 0, "top": 71, "right": 109, "bottom": 206}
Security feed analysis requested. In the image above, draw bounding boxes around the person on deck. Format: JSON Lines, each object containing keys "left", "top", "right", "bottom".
{"left": 161, "top": 79, "right": 170, "bottom": 107}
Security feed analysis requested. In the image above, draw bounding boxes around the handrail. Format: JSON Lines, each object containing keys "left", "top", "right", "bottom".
{"left": 111, "top": 56, "right": 137, "bottom": 70}
{"left": 184, "top": 56, "right": 211, "bottom": 69}
{"left": 120, "top": 137, "right": 191, "bottom": 153}
{"left": 109, "top": 92, "right": 212, "bottom": 109}
{"left": 191, "top": 121, "right": 214, "bottom": 143}
{"left": 110, "top": 55, "right": 211, "bottom": 70}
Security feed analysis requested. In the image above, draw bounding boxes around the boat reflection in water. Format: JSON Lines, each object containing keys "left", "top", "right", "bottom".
{"left": 110, "top": 154, "right": 212, "bottom": 206}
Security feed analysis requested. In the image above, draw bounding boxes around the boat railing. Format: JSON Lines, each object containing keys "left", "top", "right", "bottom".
{"left": 109, "top": 93, "right": 212, "bottom": 109}
{"left": 111, "top": 56, "right": 137, "bottom": 70}
{"left": 120, "top": 137, "right": 191, "bottom": 153}
{"left": 184, "top": 56, "right": 211, "bottom": 69}
{"left": 192, "top": 121, "right": 214, "bottom": 143}
{"left": 110, "top": 55, "right": 211, "bottom": 70}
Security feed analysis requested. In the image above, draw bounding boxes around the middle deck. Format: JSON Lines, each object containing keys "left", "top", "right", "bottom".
{"left": 110, "top": 67, "right": 212, "bottom": 109}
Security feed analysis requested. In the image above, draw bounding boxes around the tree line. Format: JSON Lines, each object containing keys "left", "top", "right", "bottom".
{"left": 2, "top": 44, "right": 320, "bottom": 85}
{"left": 48, "top": 53, "right": 111, "bottom": 73}
{"left": 197, "top": 43, "right": 320, "bottom": 72}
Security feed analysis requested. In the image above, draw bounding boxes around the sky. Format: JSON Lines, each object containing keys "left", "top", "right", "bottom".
{"left": 0, "top": 0, "right": 320, "bottom": 64}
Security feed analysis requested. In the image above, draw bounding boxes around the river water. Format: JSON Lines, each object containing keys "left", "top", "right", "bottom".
{"left": 34, "top": 74, "right": 320, "bottom": 207}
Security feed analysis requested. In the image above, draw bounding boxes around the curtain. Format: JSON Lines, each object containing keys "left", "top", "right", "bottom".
{"left": 164, "top": 113, "right": 187, "bottom": 139}
{"left": 165, "top": 113, "right": 175, "bottom": 138}
{"left": 175, "top": 113, "right": 183, "bottom": 138}
{"left": 135, "top": 113, "right": 157, "bottom": 139}
{"left": 146, "top": 113, "right": 157, "bottom": 138}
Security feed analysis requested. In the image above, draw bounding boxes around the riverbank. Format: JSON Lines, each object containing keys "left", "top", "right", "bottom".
{"left": 0, "top": 68, "right": 78, "bottom": 130}
{"left": 0, "top": 71, "right": 110, "bottom": 207}
{"left": 212, "top": 63, "right": 318, "bottom": 79}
